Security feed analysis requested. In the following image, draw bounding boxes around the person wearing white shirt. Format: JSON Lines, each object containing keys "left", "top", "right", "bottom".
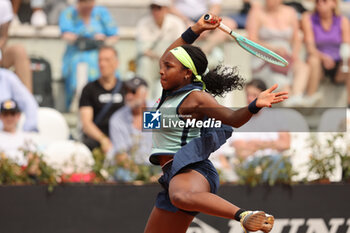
{"left": 230, "top": 79, "right": 291, "bottom": 160}
{"left": 169, "top": 0, "right": 237, "bottom": 57}
{"left": 0, "top": 68, "right": 38, "bottom": 132}
{"left": 214, "top": 79, "right": 291, "bottom": 182}
{"left": 136, "top": 0, "right": 186, "bottom": 99}
{"left": 171, "top": 0, "right": 222, "bottom": 23}
{"left": 0, "top": 99, "right": 37, "bottom": 166}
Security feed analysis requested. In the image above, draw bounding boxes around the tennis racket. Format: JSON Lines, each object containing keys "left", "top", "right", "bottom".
{"left": 204, "top": 14, "right": 289, "bottom": 67}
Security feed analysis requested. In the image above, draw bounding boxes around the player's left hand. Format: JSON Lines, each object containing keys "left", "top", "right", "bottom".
{"left": 256, "top": 84, "right": 288, "bottom": 108}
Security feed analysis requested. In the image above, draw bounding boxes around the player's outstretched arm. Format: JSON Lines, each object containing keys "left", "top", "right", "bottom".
{"left": 180, "top": 84, "right": 288, "bottom": 128}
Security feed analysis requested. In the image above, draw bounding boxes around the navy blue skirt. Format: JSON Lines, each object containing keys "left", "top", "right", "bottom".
{"left": 155, "top": 159, "right": 220, "bottom": 216}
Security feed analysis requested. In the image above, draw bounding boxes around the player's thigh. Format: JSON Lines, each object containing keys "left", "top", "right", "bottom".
{"left": 144, "top": 206, "right": 194, "bottom": 233}
{"left": 169, "top": 169, "right": 211, "bottom": 196}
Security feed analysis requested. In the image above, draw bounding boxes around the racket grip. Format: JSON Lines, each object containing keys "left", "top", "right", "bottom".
{"left": 203, "top": 13, "right": 231, "bottom": 34}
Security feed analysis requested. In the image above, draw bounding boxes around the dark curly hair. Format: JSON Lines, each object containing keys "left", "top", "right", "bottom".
{"left": 181, "top": 44, "right": 245, "bottom": 97}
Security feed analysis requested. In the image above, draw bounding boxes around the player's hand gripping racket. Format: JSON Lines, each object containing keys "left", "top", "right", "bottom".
{"left": 204, "top": 14, "right": 289, "bottom": 67}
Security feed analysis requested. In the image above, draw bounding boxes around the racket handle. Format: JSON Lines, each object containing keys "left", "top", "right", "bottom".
{"left": 203, "top": 13, "right": 232, "bottom": 34}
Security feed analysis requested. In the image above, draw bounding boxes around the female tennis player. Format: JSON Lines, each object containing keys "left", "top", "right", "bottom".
{"left": 143, "top": 14, "right": 288, "bottom": 233}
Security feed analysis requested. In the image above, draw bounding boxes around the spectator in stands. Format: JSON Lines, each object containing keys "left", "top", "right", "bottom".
{"left": 0, "top": 99, "right": 37, "bottom": 166}
{"left": 108, "top": 77, "right": 154, "bottom": 181}
{"left": 301, "top": 0, "right": 350, "bottom": 108}
{"left": 229, "top": 1, "right": 307, "bottom": 30}
{"left": 0, "top": 0, "right": 33, "bottom": 92}
{"left": 230, "top": 0, "right": 252, "bottom": 29}
{"left": 231, "top": 80, "right": 291, "bottom": 155}
{"left": 109, "top": 77, "right": 152, "bottom": 165}
{"left": 283, "top": 1, "right": 307, "bottom": 20}
{"left": 79, "top": 46, "right": 126, "bottom": 154}
{"left": 136, "top": 0, "right": 186, "bottom": 100}
{"left": 168, "top": 0, "right": 237, "bottom": 60}
{"left": 246, "top": 0, "right": 312, "bottom": 107}
{"left": 59, "top": 0, "right": 119, "bottom": 109}
{"left": 214, "top": 79, "right": 291, "bottom": 182}
{"left": 0, "top": 68, "right": 38, "bottom": 132}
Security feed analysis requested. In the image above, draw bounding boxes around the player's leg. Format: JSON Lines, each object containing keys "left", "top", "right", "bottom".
{"left": 143, "top": 206, "right": 194, "bottom": 233}
{"left": 169, "top": 168, "right": 274, "bottom": 233}
{"left": 169, "top": 169, "right": 239, "bottom": 218}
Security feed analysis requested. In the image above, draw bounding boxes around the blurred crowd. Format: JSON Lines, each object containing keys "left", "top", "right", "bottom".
{"left": 0, "top": 0, "right": 349, "bottom": 184}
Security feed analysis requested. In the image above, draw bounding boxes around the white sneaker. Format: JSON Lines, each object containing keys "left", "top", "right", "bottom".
{"left": 282, "top": 95, "right": 304, "bottom": 107}
{"left": 11, "top": 15, "right": 22, "bottom": 26}
{"left": 302, "top": 93, "right": 322, "bottom": 107}
{"left": 31, "top": 10, "right": 47, "bottom": 27}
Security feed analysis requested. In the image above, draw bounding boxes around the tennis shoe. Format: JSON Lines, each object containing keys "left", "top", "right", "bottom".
{"left": 261, "top": 214, "right": 275, "bottom": 233}
{"left": 240, "top": 211, "right": 274, "bottom": 233}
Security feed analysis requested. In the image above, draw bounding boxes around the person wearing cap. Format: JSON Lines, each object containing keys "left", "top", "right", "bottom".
{"left": 107, "top": 76, "right": 155, "bottom": 182}
{"left": 0, "top": 99, "right": 37, "bottom": 166}
{"left": 0, "top": 68, "right": 38, "bottom": 132}
{"left": 79, "top": 45, "right": 126, "bottom": 153}
{"left": 136, "top": 0, "right": 186, "bottom": 100}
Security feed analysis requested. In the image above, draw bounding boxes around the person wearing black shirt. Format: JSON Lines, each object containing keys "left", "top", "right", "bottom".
{"left": 79, "top": 45, "right": 125, "bottom": 153}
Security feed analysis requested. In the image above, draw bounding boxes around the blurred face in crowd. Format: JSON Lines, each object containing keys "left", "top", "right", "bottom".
{"left": 125, "top": 86, "right": 148, "bottom": 110}
{"left": 0, "top": 111, "right": 21, "bottom": 133}
{"left": 150, "top": 4, "right": 167, "bottom": 26}
{"left": 98, "top": 48, "right": 119, "bottom": 79}
{"left": 246, "top": 85, "right": 262, "bottom": 104}
{"left": 316, "top": 0, "right": 337, "bottom": 15}
{"left": 77, "top": 0, "right": 95, "bottom": 16}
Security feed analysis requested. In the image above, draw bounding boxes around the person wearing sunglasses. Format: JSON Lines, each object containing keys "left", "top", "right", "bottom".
{"left": 108, "top": 77, "right": 157, "bottom": 182}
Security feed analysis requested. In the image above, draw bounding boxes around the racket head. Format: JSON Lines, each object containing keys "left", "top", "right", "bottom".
{"left": 203, "top": 13, "right": 288, "bottom": 67}
{"left": 230, "top": 31, "right": 289, "bottom": 67}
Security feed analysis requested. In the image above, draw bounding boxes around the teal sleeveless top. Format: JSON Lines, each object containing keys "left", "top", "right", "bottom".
{"left": 150, "top": 88, "right": 201, "bottom": 165}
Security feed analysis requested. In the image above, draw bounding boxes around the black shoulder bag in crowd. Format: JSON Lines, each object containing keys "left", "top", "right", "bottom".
{"left": 94, "top": 80, "right": 123, "bottom": 125}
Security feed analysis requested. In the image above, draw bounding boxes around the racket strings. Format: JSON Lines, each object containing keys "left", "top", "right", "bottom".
{"left": 239, "top": 41, "right": 287, "bottom": 66}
